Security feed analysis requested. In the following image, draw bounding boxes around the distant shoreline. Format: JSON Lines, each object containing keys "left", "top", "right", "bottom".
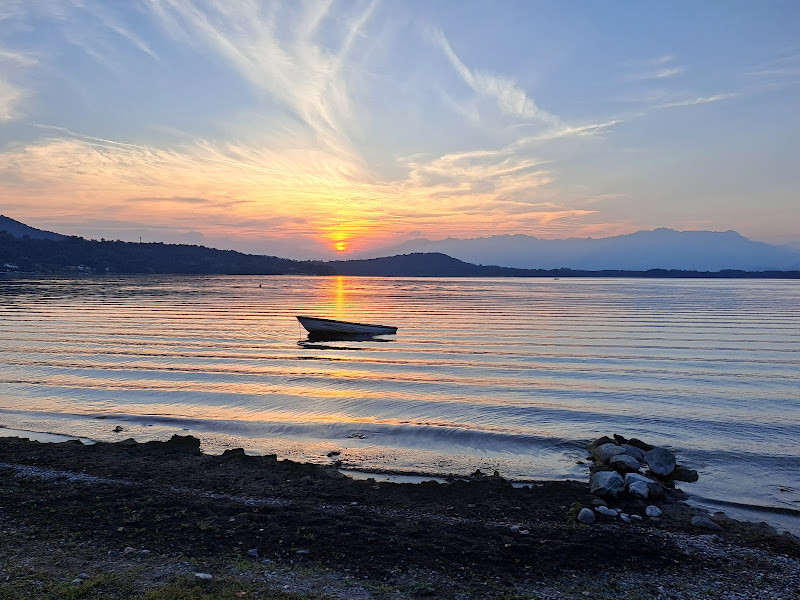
{"left": 3, "top": 269, "right": 800, "bottom": 279}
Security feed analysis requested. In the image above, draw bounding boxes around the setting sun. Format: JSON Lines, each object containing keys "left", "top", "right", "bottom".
{"left": 335, "top": 241, "right": 348, "bottom": 252}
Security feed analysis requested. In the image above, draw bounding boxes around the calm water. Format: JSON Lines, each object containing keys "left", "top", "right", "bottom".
{"left": 1, "top": 275, "right": 799, "bottom": 532}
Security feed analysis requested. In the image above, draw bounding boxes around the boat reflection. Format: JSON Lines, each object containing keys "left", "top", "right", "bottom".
{"left": 297, "top": 331, "right": 395, "bottom": 349}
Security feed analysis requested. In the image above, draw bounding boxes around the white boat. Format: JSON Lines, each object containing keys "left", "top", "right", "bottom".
{"left": 296, "top": 316, "right": 398, "bottom": 335}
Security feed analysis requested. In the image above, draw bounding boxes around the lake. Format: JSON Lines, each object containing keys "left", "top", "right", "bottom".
{"left": 1, "top": 275, "right": 798, "bottom": 533}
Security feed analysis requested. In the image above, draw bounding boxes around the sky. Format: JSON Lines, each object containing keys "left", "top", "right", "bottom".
{"left": 1, "top": 1, "right": 799, "bottom": 259}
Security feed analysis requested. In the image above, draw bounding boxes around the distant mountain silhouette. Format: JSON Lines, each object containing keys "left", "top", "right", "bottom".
{"left": 0, "top": 215, "right": 64, "bottom": 241}
{"left": 1, "top": 215, "right": 798, "bottom": 277}
{"left": 359, "top": 229, "right": 800, "bottom": 271}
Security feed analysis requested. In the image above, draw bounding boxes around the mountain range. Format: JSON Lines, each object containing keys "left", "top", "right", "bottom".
{"left": 357, "top": 229, "right": 800, "bottom": 272}
{"left": 2, "top": 214, "right": 799, "bottom": 275}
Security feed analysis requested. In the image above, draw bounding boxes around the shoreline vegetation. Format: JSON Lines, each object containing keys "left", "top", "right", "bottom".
{"left": 1, "top": 434, "right": 798, "bottom": 599}
{"left": 2, "top": 233, "right": 799, "bottom": 279}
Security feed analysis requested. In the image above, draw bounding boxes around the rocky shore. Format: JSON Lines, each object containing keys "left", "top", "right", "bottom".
{"left": 1, "top": 434, "right": 798, "bottom": 599}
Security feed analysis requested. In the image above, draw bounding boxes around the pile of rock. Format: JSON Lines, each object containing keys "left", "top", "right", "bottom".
{"left": 579, "top": 434, "right": 699, "bottom": 525}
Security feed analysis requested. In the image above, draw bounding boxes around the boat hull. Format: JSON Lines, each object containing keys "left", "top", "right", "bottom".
{"left": 296, "top": 316, "right": 398, "bottom": 335}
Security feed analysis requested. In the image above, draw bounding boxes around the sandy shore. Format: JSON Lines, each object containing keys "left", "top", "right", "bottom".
{"left": 1, "top": 434, "right": 798, "bottom": 599}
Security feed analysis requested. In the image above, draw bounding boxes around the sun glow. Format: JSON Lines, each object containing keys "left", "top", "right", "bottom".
{"left": 335, "top": 241, "right": 348, "bottom": 252}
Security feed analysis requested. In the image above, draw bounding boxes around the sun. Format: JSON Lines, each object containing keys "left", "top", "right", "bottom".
{"left": 335, "top": 241, "right": 348, "bottom": 253}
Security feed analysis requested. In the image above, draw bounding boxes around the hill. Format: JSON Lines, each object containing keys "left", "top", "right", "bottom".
{"left": 0, "top": 231, "right": 332, "bottom": 276}
{"left": 0, "top": 215, "right": 64, "bottom": 241}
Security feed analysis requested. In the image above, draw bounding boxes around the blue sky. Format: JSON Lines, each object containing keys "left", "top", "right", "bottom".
{"left": 1, "top": 1, "right": 798, "bottom": 258}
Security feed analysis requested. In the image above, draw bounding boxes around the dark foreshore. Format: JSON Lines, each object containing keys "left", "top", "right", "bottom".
{"left": 1, "top": 435, "right": 798, "bottom": 599}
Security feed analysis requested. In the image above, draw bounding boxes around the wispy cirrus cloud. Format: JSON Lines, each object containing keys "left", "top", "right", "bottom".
{"left": 431, "top": 27, "right": 558, "bottom": 124}
{"left": 143, "top": 0, "right": 377, "bottom": 152}
{"left": 622, "top": 54, "right": 685, "bottom": 81}
{"left": 0, "top": 79, "right": 25, "bottom": 122}
{"left": 658, "top": 93, "right": 739, "bottom": 109}
{"left": 0, "top": 46, "right": 35, "bottom": 122}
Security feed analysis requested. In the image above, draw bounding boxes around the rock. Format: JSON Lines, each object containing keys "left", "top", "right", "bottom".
{"left": 588, "top": 436, "right": 616, "bottom": 452}
{"left": 326, "top": 450, "right": 340, "bottom": 457}
{"left": 113, "top": 426, "right": 124, "bottom": 432}
{"left": 669, "top": 465, "right": 699, "bottom": 482}
{"left": 620, "top": 444, "right": 645, "bottom": 462}
{"left": 644, "top": 447, "right": 676, "bottom": 477}
{"left": 156, "top": 435, "right": 202, "bottom": 454}
{"left": 645, "top": 505, "right": 662, "bottom": 518}
{"left": 71, "top": 578, "right": 83, "bottom": 586}
{"left": 577, "top": 508, "right": 595, "bottom": 525}
{"left": 295, "top": 549, "right": 310, "bottom": 555}
{"left": 631, "top": 514, "right": 643, "bottom": 521}
{"left": 123, "top": 547, "right": 137, "bottom": 554}
{"left": 692, "top": 516, "right": 723, "bottom": 531}
{"left": 612, "top": 434, "right": 628, "bottom": 445}
{"left": 77, "top": 573, "right": 89, "bottom": 580}
{"left": 218, "top": 448, "right": 246, "bottom": 461}
{"left": 590, "top": 497, "right": 607, "bottom": 507}
{"left": 595, "top": 506, "right": 619, "bottom": 517}
{"left": 194, "top": 573, "right": 214, "bottom": 580}
{"left": 609, "top": 454, "right": 641, "bottom": 473}
{"left": 247, "top": 548, "right": 259, "bottom": 558}
{"left": 626, "top": 438, "right": 654, "bottom": 452}
{"left": 624, "top": 472, "right": 664, "bottom": 498}
{"left": 620, "top": 513, "right": 632, "bottom": 523}
{"left": 510, "top": 525, "right": 520, "bottom": 533}
{"left": 628, "top": 480, "right": 650, "bottom": 498}
{"left": 710, "top": 512, "right": 735, "bottom": 526}
{"left": 592, "top": 443, "right": 626, "bottom": 464}
{"left": 589, "top": 471, "right": 625, "bottom": 499}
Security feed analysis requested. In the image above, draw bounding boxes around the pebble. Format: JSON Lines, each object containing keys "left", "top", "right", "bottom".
{"left": 71, "top": 578, "right": 83, "bottom": 586}
{"left": 295, "top": 549, "right": 310, "bottom": 555}
{"left": 577, "top": 508, "right": 595, "bottom": 525}
{"left": 77, "top": 573, "right": 89, "bottom": 580}
{"left": 194, "top": 573, "right": 213, "bottom": 580}
{"left": 123, "top": 546, "right": 137, "bottom": 554}
{"left": 646, "top": 505, "right": 662, "bottom": 518}
{"left": 691, "top": 516, "right": 723, "bottom": 531}
{"left": 595, "top": 505, "right": 619, "bottom": 517}
{"left": 247, "top": 548, "right": 259, "bottom": 558}
{"left": 619, "top": 513, "right": 632, "bottom": 523}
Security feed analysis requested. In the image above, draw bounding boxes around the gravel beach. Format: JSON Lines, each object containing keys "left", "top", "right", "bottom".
{"left": 1, "top": 434, "right": 798, "bottom": 599}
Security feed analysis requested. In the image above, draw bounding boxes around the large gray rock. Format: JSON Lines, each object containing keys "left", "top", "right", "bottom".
{"left": 620, "top": 444, "right": 645, "bottom": 462}
{"left": 609, "top": 454, "right": 641, "bottom": 473}
{"left": 577, "top": 508, "right": 595, "bottom": 525}
{"left": 624, "top": 472, "right": 664, "bottom": 498}
{"left": 590, "top": 470, "right": 625, "bottom": 499}
{"left": 644, "top": 447, "right": 676, "bottom": 476}
{"left": 592, "top": 443, "right": 625, "bottom": 464}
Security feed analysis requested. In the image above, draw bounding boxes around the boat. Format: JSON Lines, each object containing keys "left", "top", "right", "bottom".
{"left": 296, "top": 316, "right": 398, "bottom": 335}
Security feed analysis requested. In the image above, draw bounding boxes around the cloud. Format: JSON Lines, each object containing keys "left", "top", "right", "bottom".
{"left": 0, "top": 79, "right": 25, "bottom": 122}
{"left": 658, "top": 93, "right": 739, "bottom": 109}
{"left": 143, "top": 0, "right": 377, "bottom": 152}
{"left": 126, "top": 196, "right": 214, "bottom": 205}
{"left": 623, "top": 54, "right": 685, "bottom": 81}
{"left": 431, "top": 27, "right": 558, "bottom": 124}
{"left": 0, "top": 46, "right": 34, "bottom": 122}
